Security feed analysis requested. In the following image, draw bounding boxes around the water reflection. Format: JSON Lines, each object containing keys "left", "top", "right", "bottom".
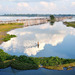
{"left": 0, "top": 67, "right": 75, "bottom": 75}
{"left": 0, "top": 21, "right": 75, "bottom": 58}
{"left": 50, "top": 21, "right": 55, "bottom": 25}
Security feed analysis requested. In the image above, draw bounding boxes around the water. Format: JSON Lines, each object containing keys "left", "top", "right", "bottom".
{"left": 0, "top": 17, "right": 75, "bottom": 75}
{"left": 0, "top": 67, "right": 75, "bottom": 75}
{"left": 0, "top": 19, "right": 75, "bottom": 58}
{"left": 0, "top": 16, "right": 45, "bottom": 21}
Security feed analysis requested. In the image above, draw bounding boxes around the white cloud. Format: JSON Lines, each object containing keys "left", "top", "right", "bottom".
{"left": 17, "top": 2, "right": 29, "bottom": 7}
{"left": 0, "top": 19, "right": 75, "bottom": 56}
{"left": 72, "top": 2, "right": 75, "bottom": 6}
{"left": 24, "top": 43, "right": 45, "bottom": 56}
{"left": 40, "top": 1, "right": 57, "bottom": 11}
{"left": 40, "top": 1, "right": 49, "bottom": 7}
{"left": 0, "top": 5, "right": 2, "bottom": 9}
{"left": 49, "top": 2, "right": 56, "bottom": 9}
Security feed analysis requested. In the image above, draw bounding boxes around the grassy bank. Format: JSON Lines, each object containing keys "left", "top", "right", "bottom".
{"left": 0, "top": 23, "right": 24, "bottom": 44}
{"left": 0, "top": 49, "right": 75, "bottom": 70}
{"left": 64, "top": 21, "right": 75, "bottom": 28}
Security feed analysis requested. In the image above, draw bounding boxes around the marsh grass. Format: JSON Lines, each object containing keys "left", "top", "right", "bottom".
{"left": 0, "top": 49, "right": 75, "bottom": 70}
{"left": 64, "top": 21, "right": 75, "bottom": 28}
{"left": 3, "top": 34, "right": 16, "bottom": 42}
{"left": 0, "top": 23, "right": 24, "bottom": 44}
{"left": 0, "top": 60, "right": 11, "bottom": 69}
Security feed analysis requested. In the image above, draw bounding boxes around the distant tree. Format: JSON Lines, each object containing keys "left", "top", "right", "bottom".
{"left": 50, "top": 15, "right": 55, "bottom": 20}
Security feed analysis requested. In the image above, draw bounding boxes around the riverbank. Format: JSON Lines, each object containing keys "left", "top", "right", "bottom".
{"left": 64, "top": 21, "right": 75, "bottom": 28}
{"left": 0, "top": 49, "right": 75, "bottom": 70}
{"left": 0, "top": 23, "right": 24, "bottom": 44}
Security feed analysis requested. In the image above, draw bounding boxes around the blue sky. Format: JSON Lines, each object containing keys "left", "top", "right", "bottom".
{"left": 0, "top": 0, "right": 75, "bottom": 14}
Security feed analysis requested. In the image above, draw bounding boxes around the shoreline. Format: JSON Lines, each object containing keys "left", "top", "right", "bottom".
{"left": 64, "top": 21, "right": 75, "bottom": 28}
{"left": 0, "top": 23, "right": 24, "bottom": 45}
{"left": 0, "top": 49, "right": 75, "bottom": 71}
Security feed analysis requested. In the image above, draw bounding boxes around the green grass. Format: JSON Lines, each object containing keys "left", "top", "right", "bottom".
{"left": 0, "top": 23, "right": 24, "bottom": 44}
{"left": 64, "top": 21, "right": 75, "bottom": 28}
{"left": 0, "top": 60, "right": 11, "bottom": 69}
{"left": 0, "top": 49, "right": 75, "bottom": 70}
{"left": 11, "top": 60, "right": 39, "bottom": 70}
{"left": 3, "top": 34, "right": 16, "bottom": 42}
{"left": 0, "top": 23, "right": 24, "bottom": 26}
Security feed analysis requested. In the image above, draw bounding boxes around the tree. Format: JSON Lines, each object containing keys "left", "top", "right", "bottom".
{"left": 50, "top": 15, "right": 55, "bottom": 20}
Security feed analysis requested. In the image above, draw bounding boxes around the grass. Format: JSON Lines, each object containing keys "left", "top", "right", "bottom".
{"left": 0, "top": 23, "right": 24, "bottom": 44}
{"left": 43, "top": 66, "right": 63, "bottom": 70}
{"left": 0, "top": 60, "right": 11, "bottom": 69}
{"left": 64, "top": 21, "right": 75, "bottom": 28}
{"left": 43, "top": 62, "right": 75, "bottom": 70}
{"left": 0, "top": 60, "right": 75, "bottom": 70}
{"left": 3, "top": 34, "right": 16, "bottom": 42}
{"left": 11, "top": 60, "right": 39, "bottom": 70}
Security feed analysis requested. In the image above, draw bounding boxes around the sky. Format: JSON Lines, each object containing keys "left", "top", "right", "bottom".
{"left": 0, "top": 0, "right": 75, "bottom": 14}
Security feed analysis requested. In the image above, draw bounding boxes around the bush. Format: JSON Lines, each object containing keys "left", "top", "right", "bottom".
{"left": 0, "top": 60, "right": 11, "bottom": 69}
{"left": 11, "top": 60, "right": 39, "bottom": 70}
{"left": 0, "top": 49, "right": 10, "bottom": 62}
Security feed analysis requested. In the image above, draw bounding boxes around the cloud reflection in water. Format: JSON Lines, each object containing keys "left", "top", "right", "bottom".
{"left": 0, "top": 22, "right": 75, "bottom": 57}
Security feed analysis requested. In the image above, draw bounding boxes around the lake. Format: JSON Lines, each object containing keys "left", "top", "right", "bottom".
{"left": 0, "top": 16, "right": 75, "bottom": 75}
{"left": 0, "top": 67, "right": 75, "bottom": 75}
{"left": 0, "top": 17, "right": 75, "bottom": 58}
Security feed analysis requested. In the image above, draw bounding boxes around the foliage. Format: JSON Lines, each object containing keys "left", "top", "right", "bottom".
{"left": 50, "top": 15, "right": 55, "bottom": 21}
{"left": 11, "top": 60, "right": 39, "bottom": 70}
{"left": 0, "top": 60, "right": 11, "bottom": 69}
{"left": 64, "top": 21, "right": 75, "bottom": 28}
{"left": 0, "top": 49, "right": 75, "bottom": 70}
{"left": 0, "top": 49, "right": 10, "bottom": 62}
{"left": 0, "top": 23, "right": 24, "bottom": 44}
{"left": 3, "top": 34, "right": 16, "bottom": 42}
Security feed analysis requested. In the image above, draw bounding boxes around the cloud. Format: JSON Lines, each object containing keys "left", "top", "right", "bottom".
{"left": 40, "top": 1, "right": 57, "bottom": 11}
{"left": 24, "top": 43, "right": 45, "bottom": 56}
{"left": 0, "top": 0, "right": 75, "bottom": 14}
{"left": 17, "top": 2, "right": 29, "bottom": 7}
{"left": 1, "top": 21, "right": 75, "bottom": 56}
{"left": 40, "top": 1, "right": 49, "bottom": 7}
{"left": 72, "top": 2, "right": 75, "bottom": 6}
{"left": 49, "top": 2, "right": 56, "bottom": 7}
{"left": 0, "top": 5, "right": 2, "bottom": 9}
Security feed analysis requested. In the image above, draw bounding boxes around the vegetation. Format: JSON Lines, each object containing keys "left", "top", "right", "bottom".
{"left": 11, "top": 60, "right": 39, "bottom": 70}
{"left": 1, "top": 14, "right": 75, "bottom": 17}
{"left": 3, "top": 34, "right": 16, "bottom": 42}
{"left": 64, "top": 21, "right": 75, "bottom": 28}
{"left": 0, "top": 49, "right": 75, "bottom": 70}
{"left": 50, "top": 15, "right": 55, "bottom": 21}
{"left": 0, "top": 23, "right": 24, "bottom": 44}
{"left": 48, "top": 15, "right": 55, "bottom": 25}
{"left": 50, "top": 21, "right": 55, "bottom": 25}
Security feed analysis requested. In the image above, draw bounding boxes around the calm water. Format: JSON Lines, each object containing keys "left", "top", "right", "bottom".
{"left": 0, "top": 67, "right": 75, "bottom": 75}
{"left": 0, "top": 17, "right": 75, "bottom": 75}
{"left": 0, "top": 18, "right": 75, "bottom": 58}
{"left": 0, "top": 16, "right": 45, "bottom": 21}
